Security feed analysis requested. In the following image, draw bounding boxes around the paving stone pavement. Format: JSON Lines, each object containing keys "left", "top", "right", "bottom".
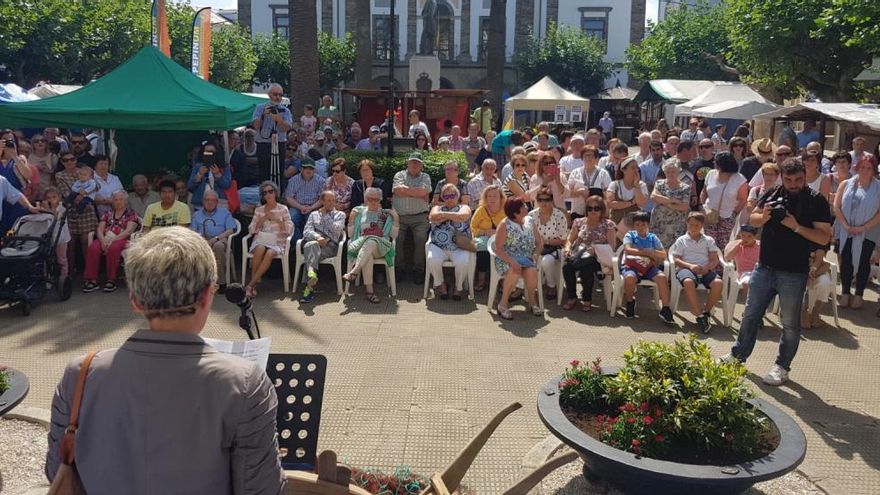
{"left": 1, "top": 272, "right": 877, "bottom": 494}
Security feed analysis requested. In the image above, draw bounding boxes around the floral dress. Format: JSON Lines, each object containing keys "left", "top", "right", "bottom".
{"left": 494, "top": 216, "right": 537, "bottom": 276}
{"left": 650, "top": 179, "right": 691, "bottom": 248}
{"left": 324, "top": 175, "right": 354, "bottom": 209}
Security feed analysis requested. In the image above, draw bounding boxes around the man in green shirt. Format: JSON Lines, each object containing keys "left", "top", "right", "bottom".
{"left": 317, "top": 95, "right": 340, "bottom": 129}
{"left": 470, "top": 99, "right": 494, "bottom": 136}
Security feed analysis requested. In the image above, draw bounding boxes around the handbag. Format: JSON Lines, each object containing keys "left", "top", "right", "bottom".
{"left": 610, "top": 180, "right": 639, "bottom": 224}
{"left": 225, "top": 179, "right": 240, "bottom": 213}
{"left": 454, "top": 232, "right": 476, "bottom": 252}
{"left": 48, "top": 350, "right": 98, "bottom": 495}
{"left": 703, "top": 174, "right": 729, "bottom": 226}
{"left": 623, "top": 254, "right": 655, "bottom": 277}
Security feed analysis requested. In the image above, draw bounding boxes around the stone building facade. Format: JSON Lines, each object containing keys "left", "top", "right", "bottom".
{"left": 238, "top": 0, "right": 645, "bottom": 92}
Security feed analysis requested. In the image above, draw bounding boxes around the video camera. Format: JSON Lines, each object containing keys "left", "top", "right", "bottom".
{"left": 267, "top": 105, "right": 279, "bottom": 115}
{"left": 765, "top": 194, "right": 789, "bottom": 223}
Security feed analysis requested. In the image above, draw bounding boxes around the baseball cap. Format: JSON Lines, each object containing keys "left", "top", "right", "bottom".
{"left": 314, "top": 130, "right": 326, "bottom": 140}
{"left": 522, "top": 141, "right": 537, "bottom": 152}
{"left": 407, "top": 151, "right": 424, "bottom": 164}
{"left": 300, "top": 158, "right": 316, "bottom": 168}
{"left": 369, "top": 125, "right": 381, "bottom": 134}
{"left": 570, "top": 134, "right": 585, "bottom": 143}
{"left": 740, "top": 224, "right": 759, "bottom": 235}
{"left": 438, "top": 136, "right": 450, "bottom": 145}
{"left": 323, "top": 126, "right": 334, "bottom": 134}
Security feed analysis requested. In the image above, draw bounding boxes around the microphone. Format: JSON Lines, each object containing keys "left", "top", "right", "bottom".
{"left": 225, "top": 283, "right": 259, "bottom": 340}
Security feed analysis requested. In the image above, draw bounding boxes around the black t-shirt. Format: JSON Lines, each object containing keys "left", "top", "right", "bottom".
{"left": 757, "top": 186, "right": 832, "bottom": 273}
{"left": 739, "top": 156, "right": 761, "bottom": 182}
{"left": 76, "top": 153, "right": 96, "bottom": 169}
{"left": 692, "top": 158, "right": 714, "bottom": 199}
{"left": 230, "top": 147, "right": 262, "bottom": 187}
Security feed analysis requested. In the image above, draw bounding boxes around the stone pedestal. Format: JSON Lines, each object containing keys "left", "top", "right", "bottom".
{"left": 408, "top": 55, "right": 441, "bottom": 91}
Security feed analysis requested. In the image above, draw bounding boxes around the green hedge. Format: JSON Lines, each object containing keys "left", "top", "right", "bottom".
{"left": 332, "top": 150, "right": 467, "bottom": 187}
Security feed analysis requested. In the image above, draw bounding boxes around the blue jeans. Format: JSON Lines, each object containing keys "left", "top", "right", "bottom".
{"left": 289, "top": 208, "right": 307, "bottom": 242}
{"left": 731, "top": 264, "right": 808, "bottom": 371}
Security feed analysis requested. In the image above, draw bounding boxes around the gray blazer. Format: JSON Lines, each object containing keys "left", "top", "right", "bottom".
{"left": 46, "top": 329, "right": 286, "bottom": 495}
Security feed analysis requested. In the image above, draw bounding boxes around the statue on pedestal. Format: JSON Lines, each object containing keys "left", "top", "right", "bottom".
{"left": 418, "top": 0, "right": 437, "bottom": 56}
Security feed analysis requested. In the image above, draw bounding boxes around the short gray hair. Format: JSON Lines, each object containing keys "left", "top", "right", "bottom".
{"left": 440, "top": 183, "right": 460, "bottom": 200}
{"left": 662, "top": 158, "right": 682, "bottom": 172}
{"left": 365, "top": 187, "right": 383, "bottom": 199}
{"left": 110, "top": 189, "right": 128, "bottom": 200}
{"left": 203, "top": 189, "right": 220, "bottom": 201}
{"left": 132, "top": 174, "right": 148, "bottom": 185}
{"left": 125, "top": 227, "right": 217, "bottom": 320}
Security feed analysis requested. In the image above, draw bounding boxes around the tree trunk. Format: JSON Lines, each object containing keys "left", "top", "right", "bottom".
{"left": 289, "top": 0, "right": 320, "bottom": 113}
{"left": 486, "top": 0, "right": 507, "bottom": 130}
{"left": 353, "top": 0, "right": 373, "bottom": 88}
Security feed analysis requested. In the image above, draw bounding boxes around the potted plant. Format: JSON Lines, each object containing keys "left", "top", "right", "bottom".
{"left": 537, "top": 336, "right": 806, "bottom": 495}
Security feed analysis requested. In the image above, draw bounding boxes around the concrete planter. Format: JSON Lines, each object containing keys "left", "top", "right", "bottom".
{"left": 537, "top": 374, "right": 806, "bottom": 495}
{"left": 0, "top": 367, "right": 30, "bottom": 416}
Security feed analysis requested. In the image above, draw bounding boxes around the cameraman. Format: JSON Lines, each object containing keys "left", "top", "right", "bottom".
{"left": 723, "top": 159, "right": 832, "bottom": 386}
{"left": 251, "top": 83, "right": 292, "bottom": 180}
{"left": 187, "top": 141, "right": 232, "bottom": 209}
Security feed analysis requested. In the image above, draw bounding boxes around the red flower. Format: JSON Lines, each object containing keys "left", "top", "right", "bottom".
{"left": 597, "top": 414, "right": 606, "bottom": 423}
{"left": 653, "top": 407, "right": 663, "bottom": 418}
{"left": 570, "top": 359, "right": 581, "bottom": 367}
{"left": 654, "top": 434, "right": 665, "bottom": 442}
{"left": 725, "top": 433, "right": 735, "bottom": 442}
{"left": 642, "top": 415, "right": 654, "bottom": 425}
{"left": 632, "top": 446, "right": 641, "bottom": 455}
{"left": 560, "top": 378, "right": 580, "bottom": 388}
{"left": 631, "top": 439, "right": 641, "bottom": 446}
{"left": 627, "top": 416, "right": 637, "bottom": 424}
{"left": 639, "top": 402, "right": 650, "bottom": 412}
{"left": 607, "top": 416, "right": 618, "bottom": 424}
{"left": 623, "top": 403, "right": 636, "bottom": 412}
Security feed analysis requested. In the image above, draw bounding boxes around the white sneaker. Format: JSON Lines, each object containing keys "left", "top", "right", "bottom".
{"left": 718, "top": 353, "right": 737, "bottom": 364}
{"left": 763, "top": 364, "right": 789, "bottom": 386}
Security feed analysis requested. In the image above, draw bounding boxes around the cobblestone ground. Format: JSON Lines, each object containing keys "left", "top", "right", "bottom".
{"left": 1, "top": 271, "right": 877, "bottom": 494}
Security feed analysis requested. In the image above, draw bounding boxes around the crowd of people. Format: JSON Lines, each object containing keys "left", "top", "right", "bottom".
{"left": 3, "top": 90, "right": 880, "bottom": 385}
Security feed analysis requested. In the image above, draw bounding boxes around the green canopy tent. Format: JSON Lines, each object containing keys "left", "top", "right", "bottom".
{"left": 0, "top": 46, "right": 264, "bottom": 184}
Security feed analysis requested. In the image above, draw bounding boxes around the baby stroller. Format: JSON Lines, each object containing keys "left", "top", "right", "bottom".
{"left": 0, "top": 211, "right": 73, "bottom": 315}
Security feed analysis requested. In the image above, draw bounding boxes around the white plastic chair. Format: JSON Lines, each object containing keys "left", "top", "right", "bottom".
{"left": 668, "top": 246, "right": 735, "bottom": 327}
{"left": 487, "top": 235, "right": 544, "bottom": 311}
{"left": 292, "top": 231, "right": 347, "bottom": 295}
{"left": 423, "top": 238, "right": 477, "bottom": 300}
{"left": 556, "top": 252, "right": 615, "bottom": 312}
{"left": 241, "top": 232, "right": 293, "bottom": 292}
{"left": 610, "top": 244, "right": 670, "bottom": 317}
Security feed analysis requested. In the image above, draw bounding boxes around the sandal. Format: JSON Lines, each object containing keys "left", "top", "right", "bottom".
{"left": 532, "top": 305, "right": 544, "bottom": 317}
{"left": 563, "top": 298, "right": 578, "bottom": 310}
{"left": 366, "top": 293, "right": 380, "bottom": 304}
{"left": 452, "top": 289, "right": 462, "bottom": 301}
{"left": 435, "top": 283, "right": 449, "bottom": 300}
{"left": 497, "top": 304, "right": 513, "bottom": 320}
{"left": 581, "top": 301, "right": 593, "bottom": 312}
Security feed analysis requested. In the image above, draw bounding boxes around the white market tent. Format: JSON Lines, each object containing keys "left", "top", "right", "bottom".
{"left": 504, "top": 76, "right": 589, "bottom": 125}
{"left": 28, "top": 83, "right": 84, "bottom": 99}
{"left": 633, "top": 79, "right": 722, "bottom": 124}
{"left": 688, "top": 100, "right": 779, "bottom": 120}
{"left": 674, "top": 83, "right": 776, "bottom": 118}
{"left": 752, "top": 103, "right": 880, "bottom": 132}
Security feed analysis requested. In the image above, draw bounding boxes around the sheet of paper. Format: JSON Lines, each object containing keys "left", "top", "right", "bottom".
{"left": 203, "top": 337, "right": 272, "bottom": 372}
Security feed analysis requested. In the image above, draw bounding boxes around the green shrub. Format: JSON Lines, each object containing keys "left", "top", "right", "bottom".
{"left": 332, "top": 150, "right": 467, "bottom": 188}
{"left": 560, "top": 336, "right": 768, "bottom": 459}
{"left": 559, "top": 358, "right": 607, "bottom": 411}
{"left": 0, "top": 369, "right": 9, "bottom": 394}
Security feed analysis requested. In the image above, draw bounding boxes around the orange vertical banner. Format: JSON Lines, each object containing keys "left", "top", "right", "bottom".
{"left": 151, "top": 0, "right": 171, "bottom": 57}
{"left": 191, "top": 7, "right": 212, "bottom": 80}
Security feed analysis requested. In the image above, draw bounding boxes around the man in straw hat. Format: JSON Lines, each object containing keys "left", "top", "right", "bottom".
{"left": 741, "top": 138, "right": 777, "bottom": 183}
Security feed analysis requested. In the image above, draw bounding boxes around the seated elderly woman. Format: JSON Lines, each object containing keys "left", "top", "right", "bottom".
{"left": 342, "top": 187, "right": 398, "bottom": 303}
{"left": 528, "top": 186, "right": 569, "bottom": 299}
{"left": 470, "top": 184, "right": 507, "bottom": 291}
{"left": 650, "top": 158, "right": 692, "bottom": 249}
{"left": 494, "top": 197, "right": 543, "bottom": 320}
{"left": 46, "top": 227, "right": 286, "bottom": 493}
{"left": 299, "top": 190, "right": 346, "bottom": 303}
{"left": 561, "top": 195, "right": 617, "bottom": 311}
{"left": 427, "top": 183, "right": 473, "bottom": 300}
{"left": 246, "top": 180, "right": 294, "bottom": 299}
{"left": 191, "top": 190, "right": 236, "bottom": 292}
{"left": 82, "top": 190, "right": 140, "bottom": 293}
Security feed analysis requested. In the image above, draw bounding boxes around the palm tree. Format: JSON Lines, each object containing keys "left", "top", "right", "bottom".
{"left": 486, "top": 0, "right": 506, "bottom": 131}
{"left": 289, "top": 0, "right": 320, "bottom": 113}
{"left": 353, "top": 0, "right": 373, "bottom": 88}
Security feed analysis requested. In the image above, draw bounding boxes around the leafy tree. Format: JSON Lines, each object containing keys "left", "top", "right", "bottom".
{"left": 317, "top": 32, "right": 355, "bottom": 91}
{"left": 253, "top": 33, "right": 291, "bottom": 87}
{"left": 210, "top": 25, "right": 258, "bottom": 91}
{"left": 515, "top": 23, "right": 612, "bottom": 97}
{"left": 816, "top": 0, "right": 880, "bottom": 56}
{"left": 626, "top": 4, "right": 737, "bottom": 82}
{"left": 724, "top": 0, "right": 874, "bottom": 101}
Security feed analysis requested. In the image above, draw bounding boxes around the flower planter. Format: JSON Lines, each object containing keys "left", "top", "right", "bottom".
{"left": 537, "top": 373, "right": 806, "bottom": 495}
{"left": 0, "top": 368, "right": 30, "bottom": 416}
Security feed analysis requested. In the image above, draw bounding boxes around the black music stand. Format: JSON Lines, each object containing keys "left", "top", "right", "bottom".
{"left": 266, "top": 354, "right": 327, "bottom": 471}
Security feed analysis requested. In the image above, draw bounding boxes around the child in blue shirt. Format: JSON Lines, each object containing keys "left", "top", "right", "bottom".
{"left": 621, "top": 210, "right": 673, "bottom": 322}
{"left": 66, "top": 165, "right": 99, "bottom": 215}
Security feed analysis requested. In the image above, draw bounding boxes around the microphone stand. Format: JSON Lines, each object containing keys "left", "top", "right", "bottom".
{"left": 239, "top": 308, "right": 261, "bottom": 340}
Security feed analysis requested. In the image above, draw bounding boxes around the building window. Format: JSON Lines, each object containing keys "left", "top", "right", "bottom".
{"left": 579, "top": 7, "right": 611, "bottom": 47}
{"left": 478, "top": 16, "right": 490, "bottom": 61}
{"left": 374, "top": 0, "right": 391, "bottom": 7}
{"left": 373, "top": 15, "right": 398, "bottom": 60}
{"left": 436, "top": 2, "right": 454, "bottom": 61}
{"left": 481, "top": 0, "right": 491, "bottom": 9}
{"left": 271, "top": 6, "right": 289, "bottom": 38}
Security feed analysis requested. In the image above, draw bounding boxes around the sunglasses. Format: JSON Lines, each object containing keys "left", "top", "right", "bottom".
{"left": 544, "top": 161, "right": 558, "bottom": 166}
{"left": 585, "top": 206, "right": 603, "bottom": 212}
{"left": 776, "top": 152, "right": 792, "bottom": 156}
{"left": 332, "top": 168, "right": 344, "bottom": 174}
{"left": 441, "top": 194, "right": 458, "bottom": 200}
{"left": 70, "top": 140, "right": 86, "bottom": 145}
{"left": 537, "top": 197, "right": 553, "bottom": 202}
{"left": 731, "top": 143, "right": 746, "bottom": 148}
{"left": 61, "top": 157, "right": 76, "bottom": 162}
{"left": 699, "top": 144, "right": 713, "bottom": 149}
{"left": 260, "top": 189, "right": 275, "bottom": 196}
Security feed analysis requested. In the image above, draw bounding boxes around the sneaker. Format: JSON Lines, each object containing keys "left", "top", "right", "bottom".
{"left": 718, "top": 353, "right": 738, "bottom": 364}
{"left": 82, "top": 281, "right": 99, "bottom": 293}
{"left": 102, "top": 281, "right": 117, "bottom": 293}
{"left": 307, "top": 270, "right": 318, "bottom": 288}
{"left": 625, "top": 300, "right": 636, "bottom": 319}
{"left": 697, "top": 313, "right": 712, "bottom": 334}
{"left": 300, "top": 288, "right": 316, "bottom": 303}
{"left": 659, "top": 306, "right": 674, "bottom": 324}
{"left": 763, "top": 364, "right": 789, "bottom": 386}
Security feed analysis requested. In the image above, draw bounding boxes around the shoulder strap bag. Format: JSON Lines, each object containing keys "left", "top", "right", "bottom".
{"left": 48, "top": 350, "right": 98, "bottom": 495}
{"left": 704, "top": 173, "right": 730, "bottom": 226}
